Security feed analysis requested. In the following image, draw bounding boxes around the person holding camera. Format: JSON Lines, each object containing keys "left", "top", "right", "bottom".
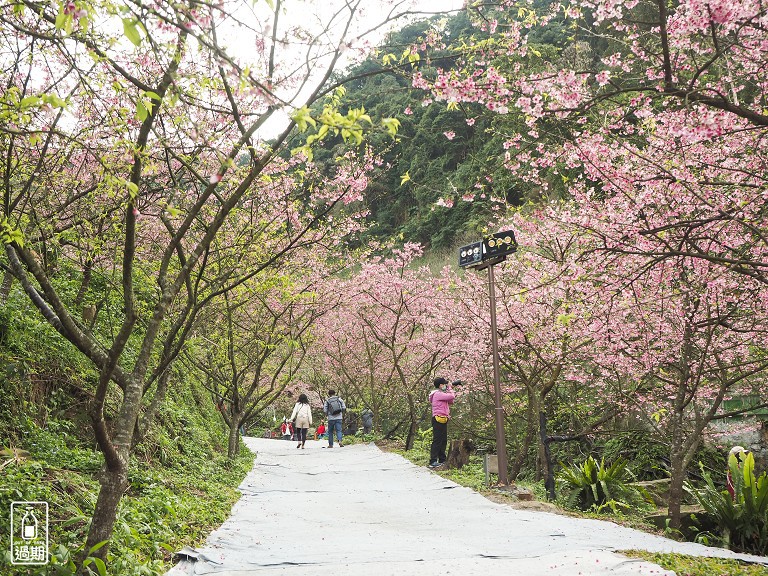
{"left": 428, "top": 377, "right": 457, "bottom": 468}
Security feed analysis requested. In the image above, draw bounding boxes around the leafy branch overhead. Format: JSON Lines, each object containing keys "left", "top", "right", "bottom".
{"left": 292, "top": 88, "right": 400, "bottom": 160}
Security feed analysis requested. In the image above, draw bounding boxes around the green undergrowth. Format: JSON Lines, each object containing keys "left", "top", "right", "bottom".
{"left": 1, "top": 405, "right": 254, "bottom": 575}
{"left": 390, "top": 439, "right": 546, "bottom": 497}
{"left": 624, "top": 551, "right": 768, "bottom": 575}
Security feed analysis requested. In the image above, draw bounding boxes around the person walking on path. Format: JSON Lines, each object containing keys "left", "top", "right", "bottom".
{"left": 361, "top": 408, "right": 373, "bottom": 434}
{"left": 323, "top": 390, "right": 346, "bottom": 447}
{"left": 289, "top": 394, "right": 313, "bottom": 449}
{"left": 428, "top": 377, "right": 455, "bottom": 468}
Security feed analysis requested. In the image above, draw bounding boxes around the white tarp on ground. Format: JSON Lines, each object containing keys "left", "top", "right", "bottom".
{"left": 166, "top": 437, "right": 766, "bottom": 576}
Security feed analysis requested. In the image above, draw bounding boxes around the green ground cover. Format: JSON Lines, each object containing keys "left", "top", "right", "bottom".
{"left": 1, "top": 411, "right": 253, "bottom": 575}
{"left": 624, "top": 551, "right": 768, "bottom": 576}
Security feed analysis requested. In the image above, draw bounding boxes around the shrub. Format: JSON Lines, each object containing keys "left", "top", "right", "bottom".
{"left": 602, "top": 431, "right": 669, "bottom": 480}
{"left": 558, "top": 455, "right": 640, "bottom": 513}
{"left": 601, "top": 431, "right": 723, "bottom": 483}
{"left": 685, "top": 452, "right": 768, "bottom": 555}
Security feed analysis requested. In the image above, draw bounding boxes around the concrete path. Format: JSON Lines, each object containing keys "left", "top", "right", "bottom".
{"left": 167, "top": 437, "right": 765, "bottom": 575}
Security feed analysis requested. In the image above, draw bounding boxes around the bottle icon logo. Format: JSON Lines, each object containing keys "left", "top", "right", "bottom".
{"left": 21, "top": 509, "right": 38, "bottom": 540}
{"left": 10, "top": 501, "right": 48, "bottom": 565}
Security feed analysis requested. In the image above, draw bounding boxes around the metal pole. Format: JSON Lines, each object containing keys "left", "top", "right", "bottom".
{"left": 487, "top": 262, "right": 510, "bottom": 485}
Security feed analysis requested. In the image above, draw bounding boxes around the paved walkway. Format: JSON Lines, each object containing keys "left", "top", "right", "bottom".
{"left": 167, "top": 437, "right": 765, "bottom": 575}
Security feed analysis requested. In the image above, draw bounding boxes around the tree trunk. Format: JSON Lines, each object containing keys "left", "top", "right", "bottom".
{"left": 227, "top": 414, "right": 241, "bottom": 458}
{"left": 81, "top": 464, "right": 128, "bottom": 569}
{"left": 84, "top": 370, "right": 143, "bottom": 566}
{"left": 667, "top": 451, "right": 686, "bottom": 529}
{"left": 668, "top": 309, "right": 694, "bottom": 529}
{"left": 667, "top": 394, "right": 687, "bottom": 529}
{"left": 539, "top": 411, "right": 556, "bottom": 501}
{"left": 0, "top": 269, "right": 12, "bottom": 304}
{"left": 510, "top": 395, "right": 537, "bottom": 479}
{"left": 444, "top": 439, "right": 474, "bottom": 469}
{"left": 404, "top": 412, "right": 418, "bottom": 450}
{"left": 74, "top": 259, "right": 92, "bottom": 308}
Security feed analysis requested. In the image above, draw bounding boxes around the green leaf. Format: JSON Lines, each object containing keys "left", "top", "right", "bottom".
{"left": 122, "top": 18, "right": 142, "bottom": 47}
{"left": 83, "top": 556, "right": 107, "bottom": 576}
{"left": 126, "top": 181, "right": 139, "bottom": 199}
{"left": 400, "top": 171, "right": 411, "bottom": 186}
{"left": 382, "top": 117, "right": 400, "bottom": 137}
{"left": 291, "top": 106, "right": 316, "bottom": 133}
{"left": 291, "top": 144, "right": 313, "bottom": 161}
{"left": 0, "top": 218, "right": 25, "bottom": 248}
{"left": 144, "top": 90, "right": 162, "bottom": 103}
{"left": 91, "top": 557, "right": 107, "bottom": 576}
{"left": 42, "top": 94, "right": 67, "bottom": 108}
{"left": 55, "top": 11, "right": 68, "bottom": 30}
{"left": 61, "top": 516, "right": 88, "bottom": 528}
{"left": 136, "top": 100, "right": 148, "bottom": 121}
{"left": 88, "top": 540, "right": 109, "bottom": 554}
{"left": 20, "top": 95, "right": 40, "bottom": 108}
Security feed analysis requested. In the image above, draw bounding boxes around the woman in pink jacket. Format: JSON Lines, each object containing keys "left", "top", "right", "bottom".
{"left": 428, "top": 377, "right": 456, "bottom": 468}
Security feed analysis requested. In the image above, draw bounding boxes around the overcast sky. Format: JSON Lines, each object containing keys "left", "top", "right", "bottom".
{"left": 251, "top": 0, "right": 466, "bottom": 138}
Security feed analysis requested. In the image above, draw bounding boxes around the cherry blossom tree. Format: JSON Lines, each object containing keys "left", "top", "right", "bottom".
{"left": 0, "top": 0, "right": 422, "bottom": 560}
{"left": 313, "top": 243, "right": 465, "bottom": 448}
{"left": 580, "top": 246, "right": 768, "bottom": 525}
{"left": 186, "top": 268, "right": 323, "bottom": 457}
{"left": 452, "top": 213, "right": 617, "bottom": 490}
{"left": 409, "top": 0, "right": 768, "bottom": 519}
{"left": 414, "top": 0, "right": 768, "bottom": 284}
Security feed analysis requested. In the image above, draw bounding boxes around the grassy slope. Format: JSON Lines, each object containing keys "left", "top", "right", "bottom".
{"left": 0, "top": 383, "right": 254, "bottom": 576}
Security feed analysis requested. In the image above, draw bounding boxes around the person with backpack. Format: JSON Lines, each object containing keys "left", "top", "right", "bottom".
{"left": 428, "top": 377, "right": 456, "bottom": 468}
{"left": 289, "top": 393, "right": 313, "bottom": 449}
{"left": 323, "top": 390, "right": 346, "bottom": 447}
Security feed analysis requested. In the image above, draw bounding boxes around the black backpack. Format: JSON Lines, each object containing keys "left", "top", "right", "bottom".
{"left": 327, "top": 396, "right": 343, "bottom": 416}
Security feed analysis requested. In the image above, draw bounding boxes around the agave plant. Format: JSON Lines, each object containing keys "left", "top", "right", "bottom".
{"left": 557, "top": 455, "right": 636, "bottom": 512}
{"left": 685, "top": 452, "right": 768, "bottom": 555}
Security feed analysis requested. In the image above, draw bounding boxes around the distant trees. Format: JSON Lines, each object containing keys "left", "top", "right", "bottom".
{"left": 186, "top": 273, "right": 318, "bottom": 458}
{"left": 312, "top": 244, "right": 465, "bottom": 448}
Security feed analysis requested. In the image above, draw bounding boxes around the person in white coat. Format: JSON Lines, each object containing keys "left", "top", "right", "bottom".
{"left": 289, "top": 394, "right": 313, "bottom": 449}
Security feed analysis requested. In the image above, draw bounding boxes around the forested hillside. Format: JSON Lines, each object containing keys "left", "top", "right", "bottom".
{"left": 292, "top": 5, "right": 576, "bottom": 250}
